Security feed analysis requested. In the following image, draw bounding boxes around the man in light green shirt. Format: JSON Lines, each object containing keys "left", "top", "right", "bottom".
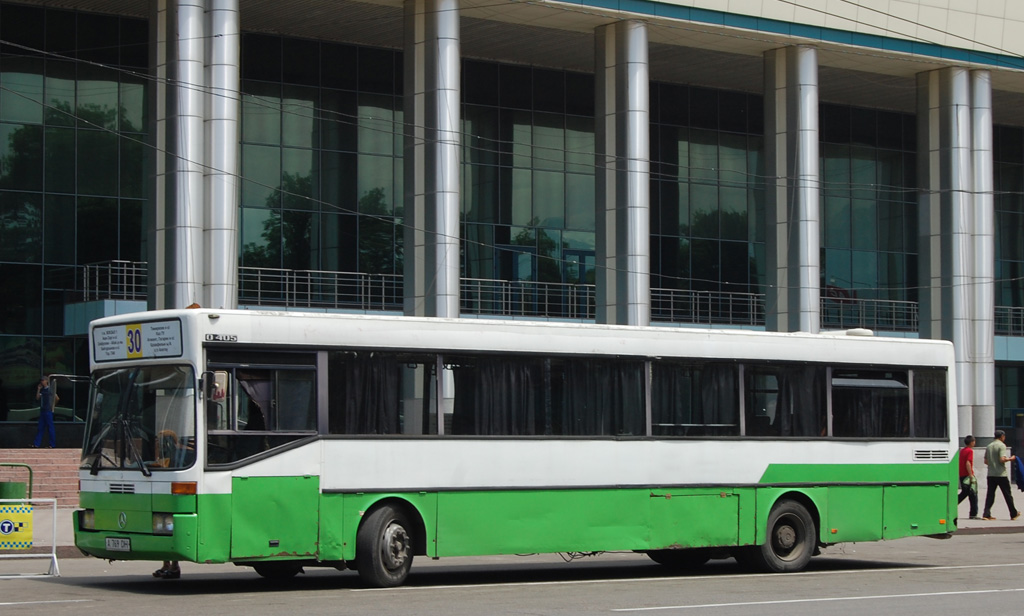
{"left": 983, "top": 430, "right": 1020, "bottom": 520}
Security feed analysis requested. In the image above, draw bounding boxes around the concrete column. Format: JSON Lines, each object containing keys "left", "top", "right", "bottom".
{"left": 150, "top": 0, "right": 207, "bottom": 309}
{"left": 148, "top": 0, "right": 170, "bottom": 310}
{"left": 917, "top": 67, "right": 974, "bottom": 437}
{"left": 972, "top": 70, "right": 996, "bottom": 438}
{"left": 763, "top": 46, "right": 820, "bottom": 333}
{"left": 204, "top": 0, "right": 241, "bottom": 309}
{"left": 403, "top": 0, "right": 461, "bottom": 318}
{"left": 594, "top": 20, "right": 650, "bottom": 327}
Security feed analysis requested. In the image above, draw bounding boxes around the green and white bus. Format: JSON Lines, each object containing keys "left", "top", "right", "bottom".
{"left": 74, "top": 308, "right": 958, "bottom": 586}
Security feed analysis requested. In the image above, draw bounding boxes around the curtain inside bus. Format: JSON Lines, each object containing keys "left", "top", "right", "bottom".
{"left": 831, "top": 370, "right": 910, "bottom": 438}
{"left": 651, "top": 362, "right": 739, "bottom": 437}
{"left": 451, "top": 357, "right": 541, "bottom": 435}
{"left": 745, "top": 365, "right": 825, "bottom": 437}
{"left": 913, "top": 368, "right": 948, "bottom": 438}
{"left": 559, "top": 359, "right": 645, "bottom": 436}
{"left": 328, "top": 352, "right": 401, "bottom": 434}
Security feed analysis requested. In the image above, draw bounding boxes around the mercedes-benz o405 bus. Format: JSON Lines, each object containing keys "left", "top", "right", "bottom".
{"left": 74, "top": 309, "right": 958, "bottom": 586}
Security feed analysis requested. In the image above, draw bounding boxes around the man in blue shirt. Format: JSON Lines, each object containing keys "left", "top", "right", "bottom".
{"left": 31, "top": 376, "right": 58, "bottom": 448}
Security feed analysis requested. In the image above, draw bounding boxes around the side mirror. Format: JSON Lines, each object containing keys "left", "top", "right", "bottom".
{"left": 200, "top": 371, "right": 212, "bottom": 401}
{"left": 200, "top": 370, "right": 228, "bottom": 402}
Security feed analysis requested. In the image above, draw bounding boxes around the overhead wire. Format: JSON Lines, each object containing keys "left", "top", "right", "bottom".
{"left": 0, "top": 64, "right": 1002, "bottom": 298}
{"left": 0, "top": 0, "right": 1021, "bottom": 297}
{"left": 0, "top": 26, "right": 993, "bottom": 195}
{"left": 781, "top": 0, "right": 1019, "bottom": 59}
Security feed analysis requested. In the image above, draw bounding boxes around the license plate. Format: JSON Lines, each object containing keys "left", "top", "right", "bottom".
{"left": 106, "top": 537, "right": 131, "bottom": 552}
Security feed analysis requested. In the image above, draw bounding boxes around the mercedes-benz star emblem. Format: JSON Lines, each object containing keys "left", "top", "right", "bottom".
{"left": 118, "top": 512, "right": 127, "bottom": 529}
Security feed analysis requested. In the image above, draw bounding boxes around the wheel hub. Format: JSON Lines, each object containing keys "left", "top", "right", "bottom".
{"left": 774, "top": 524, "right": 797, "bottom": 551}
{"left": 382, "top": 522, "right": 411, "bottom": 570}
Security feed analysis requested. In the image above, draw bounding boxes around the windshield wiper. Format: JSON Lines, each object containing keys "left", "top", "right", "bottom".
{"left": 88, "top": 421, "right": 115, "bottom": 475}
{"left": 90, "top": 450, "right": 117, "bottom": 476}
{"left": 87, "top": 418, "right": 151, "bottom": 477}
{"left": 115, "top": 369, "right": 151, "bottom": 477}
{"left": 121, "top": 416, "right": 152, "bottom": 478}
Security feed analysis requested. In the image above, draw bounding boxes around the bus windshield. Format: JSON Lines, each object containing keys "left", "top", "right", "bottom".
{"left": 81, "top": 365, "right": 197, "bottom": 474}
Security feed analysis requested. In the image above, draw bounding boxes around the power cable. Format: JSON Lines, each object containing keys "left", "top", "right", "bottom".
{"left": 0, "top": 2, "right": 1021, "bottom": 296}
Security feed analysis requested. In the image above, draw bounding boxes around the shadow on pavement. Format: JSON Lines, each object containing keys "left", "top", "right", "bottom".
{"left": 30, "top": 554, "right": 935, "bottom": 596}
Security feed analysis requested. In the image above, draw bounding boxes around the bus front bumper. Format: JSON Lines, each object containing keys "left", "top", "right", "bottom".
{"left": 73, "top": 510, "right": 199, "bottom": 562}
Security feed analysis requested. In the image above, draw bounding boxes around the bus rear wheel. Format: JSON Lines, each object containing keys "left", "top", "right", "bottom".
{"left": 745, "top": 499, "right": 816, "bottom": 573}
{"left": 355, "top": 504, "right": 414, "bottom": 587}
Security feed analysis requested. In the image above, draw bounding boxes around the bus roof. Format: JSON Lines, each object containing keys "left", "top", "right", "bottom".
{"left": 89, "top": 308, "right": 954, "bottom": 370}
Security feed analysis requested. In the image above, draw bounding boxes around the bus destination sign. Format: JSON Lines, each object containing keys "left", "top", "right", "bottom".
{"left": 94, "top": 320, "right": 184, "bottom": 362}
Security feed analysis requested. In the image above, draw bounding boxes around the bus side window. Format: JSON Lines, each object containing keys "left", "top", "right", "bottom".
{"left": 745, "top": 369, "right": 779, "bottom": 437}
{"left": 913, "top": 368, "right": 947, "bottom": 438}
{"left": 328, "top": 351, "right": 433, "bottom": 436}
{"left": 547, "top": 358, "right": 645, "bottom": 437}
{"left": 450, "top": 355, "right": 545, "bottom": 436}
{"left": 278, "top": 370, "right": 315, "bottom": 431}
{"left": 746, "top": 365, "right": 826, "bottom": 438}
{"left": 832, "top": 370, "right": 909, "bottom": 438}
{"left": 650, "top": 361, "right": 738, "bottom": 437}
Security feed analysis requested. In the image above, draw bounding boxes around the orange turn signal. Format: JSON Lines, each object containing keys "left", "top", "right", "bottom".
{"left": 171, "top": 481, "right": 197, "bottom": 495}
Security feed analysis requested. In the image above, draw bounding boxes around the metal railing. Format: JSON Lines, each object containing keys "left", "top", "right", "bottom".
{"left": 651, "top": 288, "right": 765, "bottom": 326}
{"left": 63, "top": 263, "right": 1024, "bottom": 336}
{"left": 820, "top": 297, "right": 919, "bottom": 332}
{"left": 81, "top": 261, "right": 148, "bottom": 301}
{"left": 49, "top": 260, "right": 148, "bottom": 303}
{"left": 461, "top": 278, "right": 596, "bottom": 319}
{"left": 238, "top": 267, "right": 402, "bottom": 311}
{"left": 997, "top": 306, "right": 1024, "bottom": 337}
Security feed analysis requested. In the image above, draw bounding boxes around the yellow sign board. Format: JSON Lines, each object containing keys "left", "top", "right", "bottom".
{"left": 0, "top": 504, "right": 33, "bottom": 549}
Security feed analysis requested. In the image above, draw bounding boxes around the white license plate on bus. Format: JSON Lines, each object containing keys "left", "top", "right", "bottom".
{"left": 106, "top": 537, "right": 131, "bottom": 552}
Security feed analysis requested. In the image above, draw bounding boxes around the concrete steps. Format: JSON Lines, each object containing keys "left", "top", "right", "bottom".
{"left": 0, "top": 449, "right": 80, "bottom": 507}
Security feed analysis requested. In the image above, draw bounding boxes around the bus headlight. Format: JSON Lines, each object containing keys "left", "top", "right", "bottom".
{"left": 81, "top": 509, "right": 95, "bottom": 530}
{"left": 152, "top": 513, "right": 175, "bottom": 535}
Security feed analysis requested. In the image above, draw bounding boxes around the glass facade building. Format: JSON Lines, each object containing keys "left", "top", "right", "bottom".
{"left": 819, "top": 106, "right": 918, "bottom": 330}
{"left": 238, "top": 35, "right": 404, "bottom": 282}
{"left": 0, "top": 4, "right": 147, "bottom": 427}
{"left": 3, "top": 1, "right": 1024, "bottom": 444}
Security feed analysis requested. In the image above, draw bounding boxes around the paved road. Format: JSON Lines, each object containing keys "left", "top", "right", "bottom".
{"left": 4, "top": 532, "right": 1024, "bottom": 616}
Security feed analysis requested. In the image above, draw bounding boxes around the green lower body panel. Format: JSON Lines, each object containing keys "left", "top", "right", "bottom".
{"left": 436, "top": 489, "right": 651, "bottom": 556}
{"left": 649, "top": 490, "right": 743, "bottom": 549}
{"left": 827, "top": 487, "right": 883, "bottom": 542}
{"left": 75, "top": 491, "right": 217, "bottom": 563}
{"left": 230, "top": 476, "right": 319, "bottom": 560}
{"left": 882, "top": 484, "right": 950, "bottom": 538}
{"left": 74, "top": 461, "right": 956, "bottom": 565}
{"left": 760, "top": 461, "right": 958, "bottom": 540}
{"left": 75, "top": 510, "right": 199, "bottom": 561}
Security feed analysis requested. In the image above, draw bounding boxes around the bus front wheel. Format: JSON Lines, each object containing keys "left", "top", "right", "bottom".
{"left": 355, "top": 504, "right": 414, "bottom": 587}
{"left": 746, "top": 499, "right": 816, "bottom": 573}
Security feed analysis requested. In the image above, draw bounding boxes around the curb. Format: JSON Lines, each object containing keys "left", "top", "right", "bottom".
{"left": 955, "top": 525, "right": 1024, "bottom": 535}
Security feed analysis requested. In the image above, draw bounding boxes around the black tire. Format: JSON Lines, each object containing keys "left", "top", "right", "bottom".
{"left": 253, "top": 562, "right": 303, "bottom": 580}
{"left": 355, "top": 504, "right": 414, "bottom": 588}
{"left": 646, "top": 548, "right": 711, "bottom": 569}
{"left": 747, "top": 499, "right": 816, "bottom": 573}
